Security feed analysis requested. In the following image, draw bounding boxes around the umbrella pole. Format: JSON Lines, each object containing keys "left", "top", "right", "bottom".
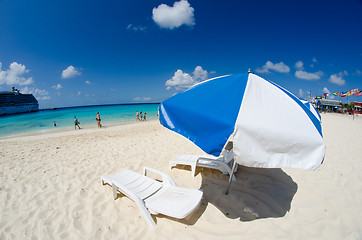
{"left": 225, "top": 161, "right": 238, "bottom": 195}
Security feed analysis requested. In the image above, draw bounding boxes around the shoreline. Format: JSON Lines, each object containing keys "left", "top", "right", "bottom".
{"left": 0, "top": 102, "right": 159, "bottom": 140}
{"left": 0, "top": 118, "right": 158, "bottom": 141}
{"left": 1, "top": 112, "right": 358, "bottom": 141}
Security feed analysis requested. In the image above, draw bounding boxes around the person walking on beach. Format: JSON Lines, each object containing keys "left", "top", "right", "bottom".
{"left": 136, "top": 110, "right": 139, "bottom": 121}
{"left": 143, "top": 112, "right": 146, "bottom": 121}
{"left": 140, "top": 112, "right": 143, "bottom": 121}
{"left": 74, "top": 116, "right": 81, "bottom": 130}
{"left": 96, "top": 112, "right": 102, "bottom": 128}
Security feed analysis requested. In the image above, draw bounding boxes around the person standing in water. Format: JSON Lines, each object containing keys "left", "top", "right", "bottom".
{"left": 96, "top": 112, "right": 102, "bottom": 128}
{"left": 136, "top": 110, "right": 139, "bottom": 121}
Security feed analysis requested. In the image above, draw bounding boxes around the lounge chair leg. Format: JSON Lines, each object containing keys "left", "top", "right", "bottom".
{"left": 133, "top": 199, "right": 157, "bottom": 227}
{"left": 111, "top": 181, "right": 156, "bottom": 227}
{"left": 225, "top": 161, "right": 238, "bottom": 195}
{"left": 191, "top": 163, "right": 197, "bottom": 177}
{"left": 227, "top": 168, "right": 237, "bottom": 181}
{"left": 112, "top": 183, "right": 118, "bottom": 200}
{"left": 138, "top": 206, "right": 157, "bottom": 227}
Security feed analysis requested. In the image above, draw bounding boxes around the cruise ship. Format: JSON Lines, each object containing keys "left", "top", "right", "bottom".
{"left": 0, "top": 89, "right": 39, "bottom": 115}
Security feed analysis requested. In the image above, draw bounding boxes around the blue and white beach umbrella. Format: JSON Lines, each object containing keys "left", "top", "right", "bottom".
{"left": 300, "top": 99, "right": 321, "bottom": 122}
{"left": 159, "top": 73, "right": 325, "bottom": 171}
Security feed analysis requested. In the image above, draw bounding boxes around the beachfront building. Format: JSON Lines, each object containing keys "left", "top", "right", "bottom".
{"left": 316, "top": 99, "right": 342, "bottom": 112}
{"left": 353, "top": 102, "right": 362, "bottom": 114}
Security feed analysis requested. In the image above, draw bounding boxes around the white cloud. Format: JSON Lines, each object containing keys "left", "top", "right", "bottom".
{"left": 152, "top": 0, "right": 195, "bottom": 29}
{"left": 22, "top": 87, "right": 50, "bottom": 100}
{"left": 328, "top": 72, "right": 346, "bottom": 86}
{"left": 323, "top": 87, "right": 335, "bottom": 99}
{"left": 38, "top": 96, "right": 51, "bottom": 100}
{"left": 256, "top": 61, "right": 290, "bottom": 74}
{"left": 298, "top": 89, "right": 304, "bottom": 98}
{"left": 166, "top": 70, "right": 194, "bottom": 90}
{"left": 85, "top": 80, "right": 91, "bottom": 85}
{"left": 165, "top": 66, "right": 209, "bottom": 91}
{"left": 0, "top": 62, "right": 51, "bottom": 101}
{"left": 295, "top": 61, "right": 304, "bottom": 70}
{"left": 52, "top": 84, "right": 63, "bottom": 90}
{"left": 34, "top": 88, "right": 48, "bottom": 96}
{"left": 192, "top": 66, "right": 208, "bottom": 80}
{"left": 0, "top": 62, "right": 33, "bottom": 86}
{"left": 61, "top": 66, "right": 81, "bottom": 79}
{"left": 323, "top": 87, "right": 330, "bottom": 95}
{"left": 356, "top": 70, "right": 362, "bottom": 75}
{"left": 134, "top": 97, "right": 152, "bottom": 102}
{"left": 312, "top": 57, "right": 318, "bottom": 63}
{"left": 295, "top": 70, "right": 324, "bottom": 80}
{"left": 127, "top": 24, "right": 147, "bottom": 31}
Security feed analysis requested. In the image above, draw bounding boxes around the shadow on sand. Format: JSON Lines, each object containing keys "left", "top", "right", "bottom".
{"left": 197, "top": 166, "right": 298, "bottom": 222}
{"left": 152, "top": 200, "right": 208, "bottom": 226}
{"left": 164, "top": 165, "right": 298, "bottom": 225}
{"left": 118, "top": 165, "right": 298, "bottom": 226}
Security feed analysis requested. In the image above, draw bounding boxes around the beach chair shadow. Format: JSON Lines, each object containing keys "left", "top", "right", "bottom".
{"left": 152, "top": 200, "right": 207, "bottom": 226}
{"left": 200, "top": 166, "right": 298, "bottom": 221}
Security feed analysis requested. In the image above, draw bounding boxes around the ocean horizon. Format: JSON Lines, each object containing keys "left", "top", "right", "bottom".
{"left": 0, "top": 103, "right": 160, "bottom": 138}
{"left": 39, "top": 102, "right": 161, "bottom": 111}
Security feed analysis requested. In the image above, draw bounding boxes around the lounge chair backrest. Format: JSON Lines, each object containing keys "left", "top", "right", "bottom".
{"left": 114, "top": 170, "right": 163, "bottom": 200}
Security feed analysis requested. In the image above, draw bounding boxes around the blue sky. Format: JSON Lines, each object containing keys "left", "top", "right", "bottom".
{"left": 0, "top": 0, "right": 361, "bottom": 108}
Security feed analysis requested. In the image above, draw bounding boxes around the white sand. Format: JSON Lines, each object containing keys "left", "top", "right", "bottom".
{"left": 0, "top": 114, "right": 361, "bottom": 239}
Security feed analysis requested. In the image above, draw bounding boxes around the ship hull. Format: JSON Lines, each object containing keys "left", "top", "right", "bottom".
{"left": 0, "top": 103, "right": 39, "bottom": 115}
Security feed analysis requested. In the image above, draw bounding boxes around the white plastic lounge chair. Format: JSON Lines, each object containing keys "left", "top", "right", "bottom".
{"left": 169, "top": 149, "right": 238, "bottom": 180}
{"left": 101, "top": 166, "right": 203, "bottom": 227}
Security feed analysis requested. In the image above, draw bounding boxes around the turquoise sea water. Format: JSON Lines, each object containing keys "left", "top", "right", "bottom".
{"left": 0, "top": 103, "right": 159, "bottom": 138}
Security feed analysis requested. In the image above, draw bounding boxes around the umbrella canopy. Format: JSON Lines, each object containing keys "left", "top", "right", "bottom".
{"left": 300, "top": 99, "right": 321, "bottom": 122}
{"left": 159, "top": 73, "right": 325, "bottom": 171}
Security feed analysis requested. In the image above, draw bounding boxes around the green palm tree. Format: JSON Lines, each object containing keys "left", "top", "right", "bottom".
{"left": 339, "top": 102, "right": 344, "bottom": 113}
{"left": 340, "top": 102, "right": 348, "bottom": 113}
{"left": 348, "top": 102, "right": 355, "bottom": 114}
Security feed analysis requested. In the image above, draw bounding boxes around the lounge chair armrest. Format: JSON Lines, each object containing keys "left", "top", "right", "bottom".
{"left": 143, "top": 166, "right": 177, "bottom": 186}
{"left": 197, "top": 157, "right": 223, "bottom": 164}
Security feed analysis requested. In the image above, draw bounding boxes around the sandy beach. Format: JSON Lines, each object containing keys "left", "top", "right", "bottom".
{"left": 0, "top": 113, "right": 361, "bottom": 239}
